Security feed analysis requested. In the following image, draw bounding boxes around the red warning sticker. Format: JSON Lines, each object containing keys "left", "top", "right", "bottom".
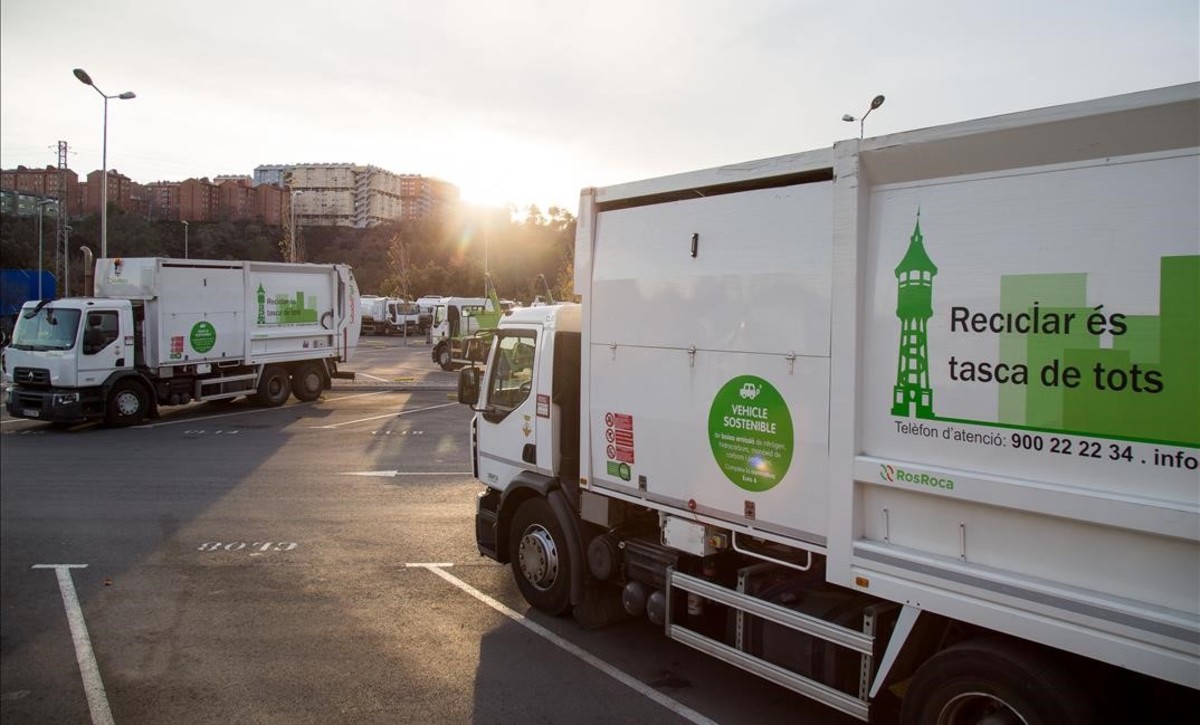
{"left": 604, "top": 411, "right": 635, "bottom": 465}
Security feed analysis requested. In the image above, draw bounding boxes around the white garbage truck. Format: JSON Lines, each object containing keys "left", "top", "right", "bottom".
{"left": 3, "top": 256, "right": 361, "bottom": 426}
{"left": 457, "top": 83, "right": 1199, "bottom": 723}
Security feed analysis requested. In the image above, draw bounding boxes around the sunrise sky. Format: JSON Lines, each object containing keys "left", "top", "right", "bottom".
{"left": 2, "top": 0, "right": 1196, "bottom": 212}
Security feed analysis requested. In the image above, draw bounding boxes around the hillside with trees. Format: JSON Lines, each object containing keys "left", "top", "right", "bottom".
{"left": 0, "top": 203, "right": 576, "bottom": 303}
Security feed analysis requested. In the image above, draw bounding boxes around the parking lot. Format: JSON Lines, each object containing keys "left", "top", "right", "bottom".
{"left": 1, "top": 336, "right": 851, "bottom": 725}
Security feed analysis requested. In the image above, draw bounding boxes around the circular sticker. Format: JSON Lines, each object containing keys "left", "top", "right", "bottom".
{"left": 708, "top": 375, "right": 794, "bottom": 492}
{"left": 190, "top": 321, "right": 217, "bottom": 353}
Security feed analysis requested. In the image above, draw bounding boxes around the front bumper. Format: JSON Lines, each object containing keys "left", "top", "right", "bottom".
{"left": 4, "top": 386, "right": 97, "bottom": 423}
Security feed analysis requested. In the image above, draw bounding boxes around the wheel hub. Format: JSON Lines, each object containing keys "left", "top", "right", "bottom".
{"left": 115, "top": 391, "right": 140, "bottom": 415}
{"left": 517, "top": 525, "right": 559, "bottom": 591}
{"left": 939, "top": 692, "right": 1027, "bottom": 725}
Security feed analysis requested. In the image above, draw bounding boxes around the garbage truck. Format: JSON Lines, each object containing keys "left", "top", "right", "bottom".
{"left": 457, "top": 83, "right": 1200, "bottom": 723}
{"left": 3, "top": 255, "right": 361, "bottom": 426}
{"left": 430, "top": 277, "right": 503, "bottom": 370}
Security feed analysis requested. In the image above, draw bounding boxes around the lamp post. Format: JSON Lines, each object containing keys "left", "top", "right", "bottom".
{"left": 36, "top": 199, "right": 56, "bottom": 299}
{"left": 182, "top": 220, "right": 189, "bottom": 259}
{"left": 289, "top": 190, "right": 304, "bottom": 262}
{"left": 73, "top": 68, "right": 135, "bottom": 259}
{"left": 842, "top": 94, "right": 886, "bottom": 139}
{"left": 63, "top": 225, "right": 73, "bottom": 297}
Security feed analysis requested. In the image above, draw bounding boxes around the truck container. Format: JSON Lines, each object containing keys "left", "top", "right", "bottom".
{"left": 457, "top": 83, "right": 1199, "bottom": 723}
{"left": 3, "top": 256, "right": 360, "bottom": 426}
{"left": 360, "top": 295, "right": 391, "bottom": 335}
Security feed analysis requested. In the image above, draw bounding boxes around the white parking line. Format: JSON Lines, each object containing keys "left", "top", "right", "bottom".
{"left": 311, "top": 401, "right": 458, "bottom": 429}
{"left": 343, "top": 470, "right": 472, "bottom": 477}
{"left": 31, "top": 564, "right": 114, "bottom": 725}
{"left": 138, "top": 390, "right": 391, "bottom": 428}
{"left": 409, "top": 563, "right": 718, "bottom": 725}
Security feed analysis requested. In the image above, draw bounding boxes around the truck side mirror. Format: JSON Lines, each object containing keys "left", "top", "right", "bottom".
{"left": 458, "top": 367, "right": 480, "bottom": 406}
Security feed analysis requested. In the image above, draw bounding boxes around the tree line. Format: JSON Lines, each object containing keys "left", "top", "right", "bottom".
{"left": 0, "top": 203, "right": 577, "bottom": 303}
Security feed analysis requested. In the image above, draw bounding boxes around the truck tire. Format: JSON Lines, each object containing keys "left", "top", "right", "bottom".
{"left": 509, "top": 497, "right": 572, "bottom": 616}
{"left": 291, "top": 362, "right": 324, "bottom": 402}
{"left": 901, "top": 637, "right": 1100, "bottom": 725}
{"left": 254, "top": 365, "right": 291, "bottom": 407}
{"left": 436, "top": 344, "right": 455, "bottom": 371}
{"left": 105, "top": 379, "right": 149, "bottom": 427}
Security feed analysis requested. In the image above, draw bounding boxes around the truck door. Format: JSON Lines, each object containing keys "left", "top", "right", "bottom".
{"left": 76, "top": 309, "right": 131, "bottom": 385}
{"left": 476, "top": 326, "right": 542, "bottom": 488}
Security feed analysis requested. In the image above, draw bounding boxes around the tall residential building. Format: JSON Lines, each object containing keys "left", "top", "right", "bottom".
{"left": 254, "top": 184, "right": 283, "bottom": 226}
{"left": 254, "top": 163, "right": 458, "bottom": 228}
{"left": 179, "top": 178, "right": 220, "bottom": 222}
{"left": 0, "top": 165, "right": 81, "bottom": 216}
{"left": 141, "top": 181, "right": 181, "bottom": 221}
{"left": 85, "top": 169, "right": 135, "bottom": 216}
{"left": 219, "top": 179, "right": 257, "bottom": 222}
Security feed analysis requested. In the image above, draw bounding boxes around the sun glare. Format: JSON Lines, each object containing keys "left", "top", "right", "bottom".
{"left": 441, "top": 126, "right": 577, "bottom": 211}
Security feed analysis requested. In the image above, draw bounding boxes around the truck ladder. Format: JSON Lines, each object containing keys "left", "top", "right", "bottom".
{"left": 195, "top": 373, "right": 258, "bottom": 400}
{"left": 666, "top": 568, "right": 874, "bottom": 721}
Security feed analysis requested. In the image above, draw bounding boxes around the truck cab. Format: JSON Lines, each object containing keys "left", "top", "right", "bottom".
{"left": 4, "top": 299, "right": 137, "bottom": 423}
{"left": 463, "top": 304, "right": 580, "bottom": 486}
{"left": 430, "top": 295, "right": 499, "bottom": 370}
{"left": 458, "top": 303, "right": 582, "bottom": 613}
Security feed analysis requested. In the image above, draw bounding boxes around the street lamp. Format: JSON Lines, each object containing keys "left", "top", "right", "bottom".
{"left": 842, "top": 94, "right": 886, "bottom": 139}
{"left": 73, "top": 68, "right": 136, "bottom": 259}
{"left": 36, "top": 199, "right": 57, "bottom": 299}
{"left": 182, "top": 220, "right": 189, "bottom": 259}
{"left": 63, "top": 225, "right": 73, "bottom": 297}
{"left": 289, "top": 190, "right": 304, "bottom": 262}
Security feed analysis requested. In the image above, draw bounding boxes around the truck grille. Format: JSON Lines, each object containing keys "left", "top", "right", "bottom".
{"left": 13, "top": 367, "right": 51, "bottom": 386}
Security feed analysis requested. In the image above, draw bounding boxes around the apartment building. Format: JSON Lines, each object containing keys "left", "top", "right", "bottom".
{"left": 0, "top": 165, "right": 82, "bottom": 216}
{"left": 84, "top": 169, "right": 135, "bottom": 216}
{"left": 254, "top": 162, "right": 458, "bottom": 228}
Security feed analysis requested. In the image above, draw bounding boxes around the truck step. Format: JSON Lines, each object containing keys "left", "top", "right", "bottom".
{"left": 666, "top": 568, "right": 873, "bottom": 722}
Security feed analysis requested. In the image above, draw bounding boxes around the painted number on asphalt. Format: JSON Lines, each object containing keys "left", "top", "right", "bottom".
{"left": 197, "top": 542, "right": 297, "bottom": 554}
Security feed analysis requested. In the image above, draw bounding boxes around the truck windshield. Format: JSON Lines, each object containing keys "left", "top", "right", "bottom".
{"left": 11, "top": 306, "right": 82, "bottom": 351}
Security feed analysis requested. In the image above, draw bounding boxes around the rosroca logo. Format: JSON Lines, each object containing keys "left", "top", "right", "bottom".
{"left": 880, "top": 464, "right": 954, "bottom": 491}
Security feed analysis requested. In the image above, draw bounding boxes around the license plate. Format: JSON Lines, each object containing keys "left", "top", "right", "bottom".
{"left": 22, "top": 409, "right": 40, "bottom": 418}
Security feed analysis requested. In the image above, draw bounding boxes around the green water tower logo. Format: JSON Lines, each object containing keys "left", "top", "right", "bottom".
{"left": 892, "top": 211, "right": 938, "bottom": 419}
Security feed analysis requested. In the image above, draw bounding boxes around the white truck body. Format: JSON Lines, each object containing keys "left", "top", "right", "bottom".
{"left": 360, "top": 295, "right": 424, "bottom": 336}
{"left": 464, "top": 83, "right": 1200, "bottom": 722}
{"left": 4, "top": 257, "right": 361, "bottom": 425}
{"left": 360, "top": 295, "right": 390, "bottom": 335}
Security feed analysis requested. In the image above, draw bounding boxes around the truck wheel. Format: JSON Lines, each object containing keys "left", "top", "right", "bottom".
{"left": 254, "top": 365, "right": 291, "bottom": 407}
{"left": 105, "top": 379, "right": 149, "bottom": 427}
{"left": 901, "top": 637, "right": 1100, "bottom": 725}
{"left": 291, "top": 362, "right": 324, "bottom": 402}
{"left": 437, "top": 345, "right": 455, "bottom": 371}
{"left": 509, "top": 497, "right": 572, "bottom": 616}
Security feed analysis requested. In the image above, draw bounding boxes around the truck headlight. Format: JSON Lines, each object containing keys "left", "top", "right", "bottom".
{"left": 53, "top": 392, "right": 80, "bottom": 406}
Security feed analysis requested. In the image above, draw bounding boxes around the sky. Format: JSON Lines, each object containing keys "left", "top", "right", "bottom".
{"left": 1, "top": 0, "right": 1197, "bottom": 212}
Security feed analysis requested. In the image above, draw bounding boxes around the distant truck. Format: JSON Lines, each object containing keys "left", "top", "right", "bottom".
{"left": 3, "top": 256, "right": 361, "bottom": 426}
{"left": 457, "top": 84, "right": 1200, "bottom": 723}
{"left": 1, "top": 268, "right": 56, "bottom": 345}
{"left": 430, "top": 281, "right": 503, "bottom": 371}
{"left": 360, "top": 295, "right": 426, "bottom": 336}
